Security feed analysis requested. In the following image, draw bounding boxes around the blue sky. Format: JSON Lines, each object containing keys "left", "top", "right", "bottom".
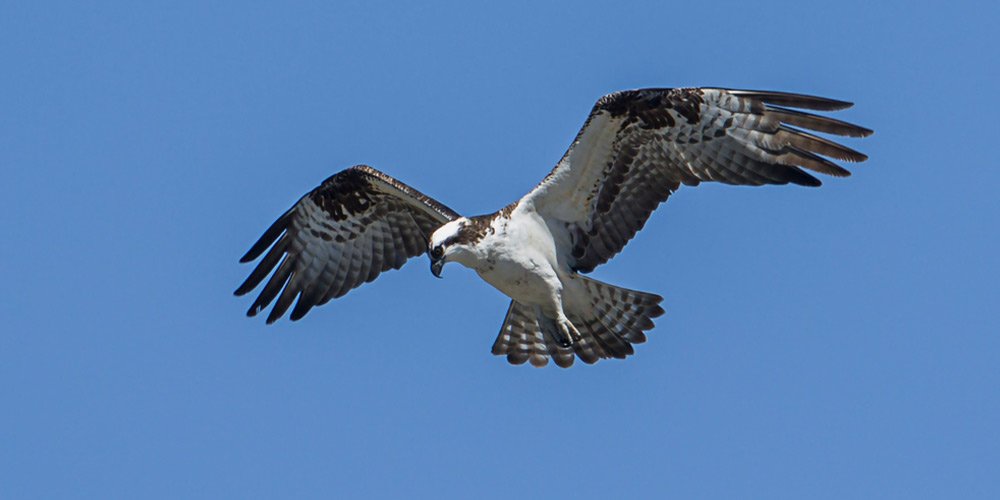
{"left": 2, "top": 1, "right": 997, "bottom": 498}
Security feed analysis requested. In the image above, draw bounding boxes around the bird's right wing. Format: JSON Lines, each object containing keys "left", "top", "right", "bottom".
{"left": 235, "top": 165, "right": 459, "bottom": 323}
{"left": 522, "top": 88, "right": 872, "bottom": 272}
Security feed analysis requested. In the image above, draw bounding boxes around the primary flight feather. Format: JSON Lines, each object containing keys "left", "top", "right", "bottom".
{"left": 235, "top": 87, "right": 872, "bottom": 367}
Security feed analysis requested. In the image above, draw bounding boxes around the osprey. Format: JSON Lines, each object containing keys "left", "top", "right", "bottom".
{"left": 235, "top": 88, "right": 872, "bottom": 367}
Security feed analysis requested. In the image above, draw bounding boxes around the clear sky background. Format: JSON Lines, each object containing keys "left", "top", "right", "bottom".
{"left": 2, "top": 1, "right": 997, "bottom": 498}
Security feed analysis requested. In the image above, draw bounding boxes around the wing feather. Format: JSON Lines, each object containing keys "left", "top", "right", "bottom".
{"left": 236, "top": 165, "right": 459, "bottom": 323}
{"left": 523, "top": 88, "right": 871, "bottom": 272}
{"left": 765, "top": 106, "right": 872, "bottom": 137}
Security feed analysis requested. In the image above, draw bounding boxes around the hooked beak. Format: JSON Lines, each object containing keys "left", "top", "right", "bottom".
{"left": 430, "top": 257, "right": 444, "bottom": 279}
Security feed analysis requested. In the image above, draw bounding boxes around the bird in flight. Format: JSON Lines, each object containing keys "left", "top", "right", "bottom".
{"left": 235, "top": 87, "right": 872, "bottom": 367}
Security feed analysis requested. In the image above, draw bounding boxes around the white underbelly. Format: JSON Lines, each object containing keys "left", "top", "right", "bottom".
{"left": 472, "top": 205, "right": 566, "bottom": 307}
{"left": 477, "top": 256, "right": 558, "bottom": 306}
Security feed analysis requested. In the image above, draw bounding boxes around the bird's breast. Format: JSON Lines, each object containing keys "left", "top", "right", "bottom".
{"left": 470, "top": 212, "right": 562, "bottom": 304}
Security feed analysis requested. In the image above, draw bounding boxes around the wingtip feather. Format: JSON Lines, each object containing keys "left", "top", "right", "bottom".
{"left": 729, "top": 89, "right": 855, "bottom": 111}
{"left": 240, "top": 209, "right": 294, "bottom": 263}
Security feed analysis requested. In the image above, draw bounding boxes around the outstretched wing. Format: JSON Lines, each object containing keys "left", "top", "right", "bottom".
{"left": 235, "top": 165, "right": 459, "bottom": 323}
{"left": 523, "top": 88, "right": 873, "bottom": 273}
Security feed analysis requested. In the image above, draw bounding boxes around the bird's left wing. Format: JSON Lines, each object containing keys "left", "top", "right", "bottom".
{"left": 523, "top": 88, "right": 873, "bottom": 273}
{"left": 235, "top": 165, "right": 459, "bottom": 323}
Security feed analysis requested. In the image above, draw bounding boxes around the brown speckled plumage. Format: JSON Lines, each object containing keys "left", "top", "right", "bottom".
{"left": 236, "top": 87, "right": 872, "bottom": 368}
{"left": 235, "top": 165, "right": 458, "bottom": 323}
{"left": 529, "top": 87, "right": 872, "bottom": 273}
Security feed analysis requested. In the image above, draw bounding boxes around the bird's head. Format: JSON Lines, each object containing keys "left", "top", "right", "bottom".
{"left": 428, "top": 217, "right": 481, "bottom": 278}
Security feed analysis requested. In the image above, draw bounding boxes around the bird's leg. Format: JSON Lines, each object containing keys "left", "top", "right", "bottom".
{"left": 534, "top": 307, "right": 580, "bottom": 348}
{"left": 559, "top": 320, "right": 582, "bottom": 347}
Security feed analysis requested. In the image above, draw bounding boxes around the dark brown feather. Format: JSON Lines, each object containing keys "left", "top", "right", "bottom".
{"left": 768, "top": 106, "right": 873, "bottom": 137}
{"left": 236, "top": 165, "right": 459, "bottom": 323}
{"left": 727, "top": 89, "right": 855, "bottom": 111}
{"left": 526, "top": 87, "right": 870, "bottom": 272}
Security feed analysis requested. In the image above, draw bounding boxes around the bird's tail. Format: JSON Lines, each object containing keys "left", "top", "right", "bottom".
{"left": 491, "top": 277, "right": 664, "bottom": 368}
{"left": 492, "top": 300, "right": 574, "bottom": 368}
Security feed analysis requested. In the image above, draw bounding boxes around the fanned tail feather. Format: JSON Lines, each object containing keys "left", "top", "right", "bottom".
{"left": 491, "top": 277, "right": 664, "bottom": 368}
{"left": 492, "top": 301, "right": 574, "bottom": 368}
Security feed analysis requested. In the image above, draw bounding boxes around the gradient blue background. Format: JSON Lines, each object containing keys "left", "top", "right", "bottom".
{"left": 3, "top": 1, "right": 997, "bottom": 498}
